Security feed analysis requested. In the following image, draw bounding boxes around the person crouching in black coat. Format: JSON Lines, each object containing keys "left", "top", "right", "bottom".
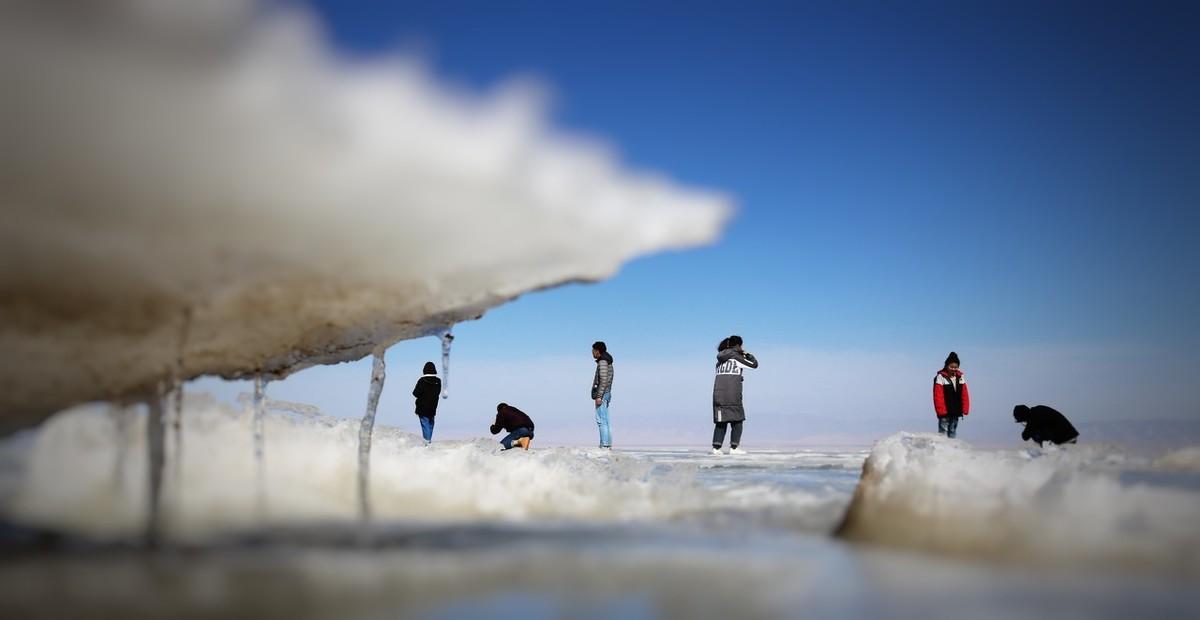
{"left": 491, "top": 403, "right": 535, "bottom": 451}
{"left": 1013, "top": 404, "right": 1079, "bottom": 447}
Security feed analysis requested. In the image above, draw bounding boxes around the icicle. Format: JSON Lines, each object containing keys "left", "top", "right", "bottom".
{"left": 252, "top": 374, "right": 268, "bottom": 519}
{"left": 440, "top": 329, "right": 454, "bottom": 399}
{"left": 145, "top": 382, "right": 166, "bottom": 546}
{"left": 166, "top": 378, "right": 184, "bottom": 526}
{"left": 172, "top": 308, "right": 190, "bottom": 497}
{"left": 110, "top": 403, "right": 132, "bottom": 493}
{"left": 357, "top": 348, "right": 386, "bottom": 520}
{"left": 172, "top": 380, "right": 183, "bottom": 497}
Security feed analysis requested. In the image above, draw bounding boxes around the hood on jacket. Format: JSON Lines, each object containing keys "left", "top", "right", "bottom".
{"left": 596, "top": 351, "right": 613, "bottom": 364}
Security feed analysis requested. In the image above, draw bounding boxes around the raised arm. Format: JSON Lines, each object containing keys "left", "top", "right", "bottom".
{"left": 737, "top": 352, "right": 758, "bottom": 369}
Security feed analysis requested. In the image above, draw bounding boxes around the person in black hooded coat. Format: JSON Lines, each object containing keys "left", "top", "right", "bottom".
{"left": 412, "top": 362, "right": 441, "bottom": 446}
{"left": 712, "top": 335, "right": 757, "bottom": 454}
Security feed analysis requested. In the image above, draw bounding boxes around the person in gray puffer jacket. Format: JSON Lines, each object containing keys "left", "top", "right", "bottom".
{"left": 712, "top": 335, "right": 758, "bottom": 454}
{"left": 590, "top": 341, "right": 614, "bottom": 449}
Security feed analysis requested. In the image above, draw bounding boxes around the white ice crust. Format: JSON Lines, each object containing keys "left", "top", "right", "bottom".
{"left": 3, "top": 399, "right": 842, "bottom": 539}
{"left": 0, "top": 1, "right": 730, "bottom": 426}
{"left": 1154, "top": 447, "right": 1200, "bottom": 472}
{"left": 839, "top": 433, "right": 1200, "bottom": 577}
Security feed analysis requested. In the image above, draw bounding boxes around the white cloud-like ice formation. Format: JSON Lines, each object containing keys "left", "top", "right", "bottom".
{"left": 0, "top": 1, "right": 731, "bottom": 428}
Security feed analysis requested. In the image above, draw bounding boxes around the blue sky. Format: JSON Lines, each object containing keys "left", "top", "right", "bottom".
{"left": 198, "top": 1, "right": 1199, "bottom": 445}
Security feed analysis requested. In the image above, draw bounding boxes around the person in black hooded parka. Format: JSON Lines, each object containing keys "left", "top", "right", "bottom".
{"left": 1013, "top": 404, "right": 1078, "bottom": 447}
{"left": 412, "top": 362, "right": 441, "bottom": 446}
{"left": 712, "top": 335, "right": 758, "bottom": 454}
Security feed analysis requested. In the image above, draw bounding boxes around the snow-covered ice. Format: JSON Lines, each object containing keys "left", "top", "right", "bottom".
{"left": 2, "top": 398, "right": 845, "bottom": 540}
{"left": 838, "top": 432, "right": 1200, "bottom": 577}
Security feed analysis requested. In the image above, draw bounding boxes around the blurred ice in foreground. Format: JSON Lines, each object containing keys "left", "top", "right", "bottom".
{"left": 0, "top": 0, "right": 731, "bottom": 430}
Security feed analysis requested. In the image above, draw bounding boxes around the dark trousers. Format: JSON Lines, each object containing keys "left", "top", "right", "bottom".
{"left": 713, "top": 421, "right": 743, "bottom": 449}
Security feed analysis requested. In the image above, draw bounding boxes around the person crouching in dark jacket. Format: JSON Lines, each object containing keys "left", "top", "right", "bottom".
{"left": 491, "top": 403, "right": 535, "bottom": 451}
{"left": 1013, "top": 404, "right": 1079, "bottom": 447}
{"left": 412, "top": 362, "right": 442, "bottom": 446}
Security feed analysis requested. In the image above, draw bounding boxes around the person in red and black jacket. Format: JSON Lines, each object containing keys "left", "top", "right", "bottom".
{"left": 932, "top": 351, "right": 970, "bottom": 438}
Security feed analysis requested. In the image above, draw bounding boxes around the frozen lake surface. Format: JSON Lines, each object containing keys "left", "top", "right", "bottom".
{"left": 1, "top": 405, "right": 1197, "bottom": 619}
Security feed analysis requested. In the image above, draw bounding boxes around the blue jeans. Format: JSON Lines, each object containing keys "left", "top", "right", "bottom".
{"left": 595, "top": 392, "right": 612, "bottom": 447}
{"left": 419, "top": 416, "right": 435, "bottom": 443}
{"left": 500, "top": 427, "right": 534, "bottom": 450}
{"left": 938, "top": 415, "right": 960, "bottom": 438}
